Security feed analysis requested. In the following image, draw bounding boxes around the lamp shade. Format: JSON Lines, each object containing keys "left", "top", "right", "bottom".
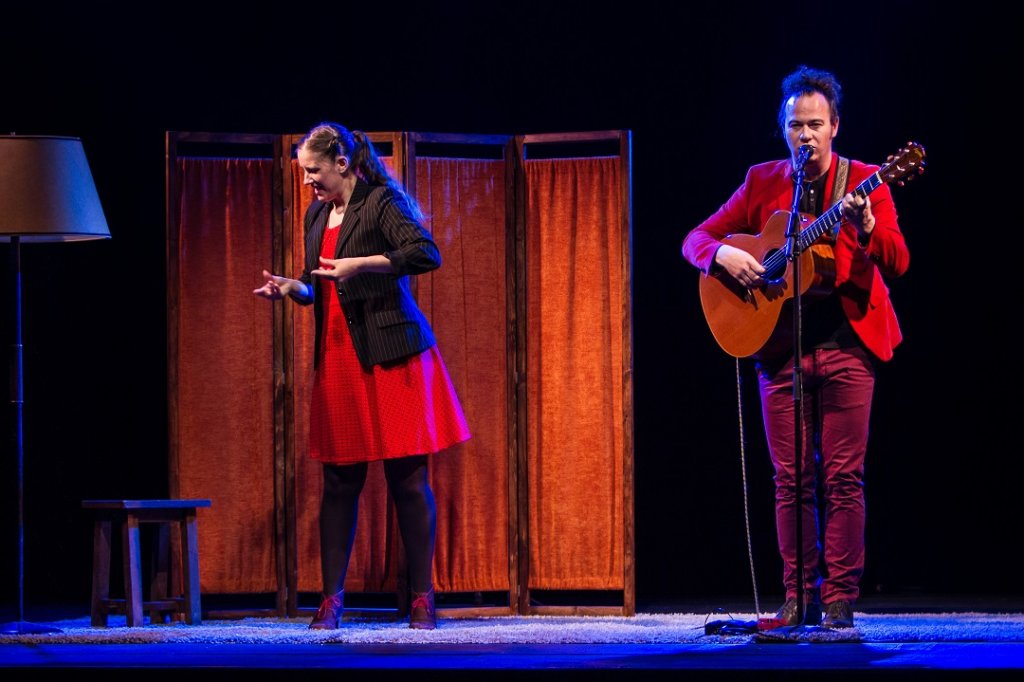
{"left": 0, "top": 135, "right": 111, "bottom": 242}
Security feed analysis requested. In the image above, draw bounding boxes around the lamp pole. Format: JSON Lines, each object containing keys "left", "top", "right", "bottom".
{"left": 2, "top": 235, "right": 60, "bottom": 634}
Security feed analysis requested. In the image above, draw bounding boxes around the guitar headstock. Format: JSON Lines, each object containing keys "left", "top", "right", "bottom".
{"left": 880, "top": 141, "right": 926, "bottom": 186}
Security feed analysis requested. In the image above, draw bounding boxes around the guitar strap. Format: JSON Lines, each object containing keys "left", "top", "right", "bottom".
{"left": 828, "top": 156, "right": 850, "bottom": 241}
{"left": 831, "top": 155, "right": 850, "bottom": 204}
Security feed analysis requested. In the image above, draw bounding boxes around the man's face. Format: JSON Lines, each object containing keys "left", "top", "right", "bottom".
{"left": 782, "top": 91, "right": 838, "bottom": 177}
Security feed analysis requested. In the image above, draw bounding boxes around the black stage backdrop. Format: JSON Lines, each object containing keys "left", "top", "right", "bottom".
{"left": 0, "top": 1, "right": 1014, "bottom": 612}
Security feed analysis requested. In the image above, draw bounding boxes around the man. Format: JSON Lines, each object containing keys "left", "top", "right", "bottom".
{"left": 681, "top": 65, "right": 911, "bottom": 628}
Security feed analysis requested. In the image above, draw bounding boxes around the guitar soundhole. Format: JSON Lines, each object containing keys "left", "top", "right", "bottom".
{"left": 762, "top": 248, "right": 787, "bottom": 285}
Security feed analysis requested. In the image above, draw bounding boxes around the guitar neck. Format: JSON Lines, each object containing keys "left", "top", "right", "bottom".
{"left": 798, "top": 171, "right": 883, "bottom": 249}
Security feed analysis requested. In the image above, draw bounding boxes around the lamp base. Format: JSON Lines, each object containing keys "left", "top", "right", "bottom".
{"left": 0, "top": 619, "right": 62, "bottom": 635}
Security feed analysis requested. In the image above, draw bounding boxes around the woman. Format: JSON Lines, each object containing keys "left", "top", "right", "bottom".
{"left": 254, "top": 122, "right": 471, "bottom": 630}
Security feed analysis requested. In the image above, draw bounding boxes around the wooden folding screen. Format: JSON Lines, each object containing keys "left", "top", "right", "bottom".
{"left": 166, "top": 129, "right": 633, "bottom": 617}
{"left": 280, "top": 134, "right": 417, "bottom": 615}
{"left": 517, "top": 133, "right": 634, "bottom": 615}
{"left": 404, "top": 134, "right": 517, "bottom": 613}
{"left": 166, "top": 133, "right": 284, "bottom": 613}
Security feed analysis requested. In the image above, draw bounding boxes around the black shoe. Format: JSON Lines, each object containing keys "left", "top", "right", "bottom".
{"left": 775, "top": 595, "right": 822, "bottom": 626}
{"left": 823, "top": 600, "right": 854, "bottom": 628}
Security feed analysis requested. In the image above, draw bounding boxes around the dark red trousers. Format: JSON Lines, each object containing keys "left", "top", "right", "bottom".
{"left": 757, "top": 345, "right": 875, "bottom": 604}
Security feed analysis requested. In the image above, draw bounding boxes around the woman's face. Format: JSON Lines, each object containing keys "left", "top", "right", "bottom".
{"left": 298, "top": 146, "right": 349, "bottom": 203}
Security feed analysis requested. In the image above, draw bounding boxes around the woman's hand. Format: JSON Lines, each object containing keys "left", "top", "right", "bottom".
{"left": 310, "top": 257, "right": 363, "bottom": 282}
{"left": 311, "top": 255, "right": 393, "bottom": 281}
{"left": 253, "top": 270, "right": 305, "bottom": 300}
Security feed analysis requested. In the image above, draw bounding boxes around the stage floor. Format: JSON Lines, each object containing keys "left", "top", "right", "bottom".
{"left": 3, "top": 593, "right": 1024, "bottom": 680}
{"left": 6, "top": 640, "right": 1024, "bottom": 680}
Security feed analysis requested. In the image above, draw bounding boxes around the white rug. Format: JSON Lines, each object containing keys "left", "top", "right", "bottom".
{"left": 3, "top": 612, "right": 1024, "bottom": 645}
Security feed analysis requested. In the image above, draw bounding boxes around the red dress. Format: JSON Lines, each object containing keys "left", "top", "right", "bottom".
{"left": 308, "top": 224, "right": 471, "bottom": 464}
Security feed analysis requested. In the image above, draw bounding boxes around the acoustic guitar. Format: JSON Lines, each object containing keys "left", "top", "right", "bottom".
{"left": 698, "top": 142, "right": 926, "bottom": 359}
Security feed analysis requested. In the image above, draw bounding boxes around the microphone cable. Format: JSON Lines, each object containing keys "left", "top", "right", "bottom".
{"left": 704, "top": 360, "right": 765, "bottom": 637}
{"left": 735, "top": 356, "right": 763, "bottom": 618}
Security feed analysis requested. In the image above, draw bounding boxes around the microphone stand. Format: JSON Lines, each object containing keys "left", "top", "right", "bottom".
{"left": 784, "top": 145, "right": 816, "bottom": 632}
{"left": 757, "top": 145, "right": 832, "bottom": 642}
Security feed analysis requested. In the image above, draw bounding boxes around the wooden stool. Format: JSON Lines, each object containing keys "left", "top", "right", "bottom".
{"left": 82, "top": 499, "right": 211, "bottom": 627}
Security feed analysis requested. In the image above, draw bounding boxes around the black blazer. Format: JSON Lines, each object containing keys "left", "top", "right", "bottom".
{"left": 297, "top": 179, "right": 440, "bottom": 369}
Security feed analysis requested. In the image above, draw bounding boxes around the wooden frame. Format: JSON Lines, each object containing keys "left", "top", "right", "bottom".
{"left": 514, "top": 131, "right": 635, "bottom": 616}
{"left": 166, "top": 129, "right": 634, "bottom": 617}
{"left": 165, "top": 132, "right": 283, "bottom": 618}
{"left": 279, "top": 131, "right": 407, "bottom": 617}
{"left": 406, "top": 132, "right": 517, "bottom": 617}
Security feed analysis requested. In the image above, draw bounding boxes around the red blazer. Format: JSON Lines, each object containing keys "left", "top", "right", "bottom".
{"left": 682, "top": 156, "right": 910, "bottom": 362}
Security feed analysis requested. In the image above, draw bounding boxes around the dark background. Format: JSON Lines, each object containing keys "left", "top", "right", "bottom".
{"left": 0, "top": 2, "right": 1015, "bottom": 616}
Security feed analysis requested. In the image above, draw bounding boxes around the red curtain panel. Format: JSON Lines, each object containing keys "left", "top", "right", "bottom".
{"left": 525, "top": 157, "right": 625, "bottom": 590}
{"left": 173, "top": 157, "right": 277, "bottom": 593}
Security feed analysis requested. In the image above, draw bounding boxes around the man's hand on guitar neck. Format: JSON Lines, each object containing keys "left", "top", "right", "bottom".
{"left": 842, "top": 193, "right": 876, "bottom": 246}
{"left": 714, "top": 244, "right": 766, "bottom": 288}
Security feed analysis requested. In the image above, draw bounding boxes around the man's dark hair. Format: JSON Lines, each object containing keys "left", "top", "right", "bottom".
{"left": 777, "top": 65, "right": 842, "bottom": 128}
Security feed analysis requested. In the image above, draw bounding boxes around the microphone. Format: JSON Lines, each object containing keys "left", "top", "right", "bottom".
{"left": 794, "top": 144, "right": 813, "bottom": 170}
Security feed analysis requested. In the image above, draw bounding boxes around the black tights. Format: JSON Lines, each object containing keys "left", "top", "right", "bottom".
{"left": 319, "top": 455, "right": 436, "bottom": 595}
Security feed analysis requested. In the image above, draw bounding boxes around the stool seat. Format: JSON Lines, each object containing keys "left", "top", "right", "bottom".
{"left": 82, "top": 499, "right": 211, "bottom": 627}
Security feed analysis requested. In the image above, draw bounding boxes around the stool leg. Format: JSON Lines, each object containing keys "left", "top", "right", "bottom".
{"left": 122, "top": 515, "right": 144, "bottom": 627}
{"left": 91, "top": 520, "right": 112, "bottom": 627}
{"left": 150, "top": 523, "right": 171, "bottom": 624}
{"left": 181, "top": 511, "right": 202, "bottom": 625}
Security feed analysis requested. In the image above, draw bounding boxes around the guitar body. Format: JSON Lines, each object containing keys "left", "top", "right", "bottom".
{"left": 698, "top": 210, "right": 836, "bottom": 359}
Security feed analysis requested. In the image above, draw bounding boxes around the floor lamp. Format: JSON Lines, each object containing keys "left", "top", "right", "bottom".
{"left": 0, "top": 135, "right": 111, "bottom": 634}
